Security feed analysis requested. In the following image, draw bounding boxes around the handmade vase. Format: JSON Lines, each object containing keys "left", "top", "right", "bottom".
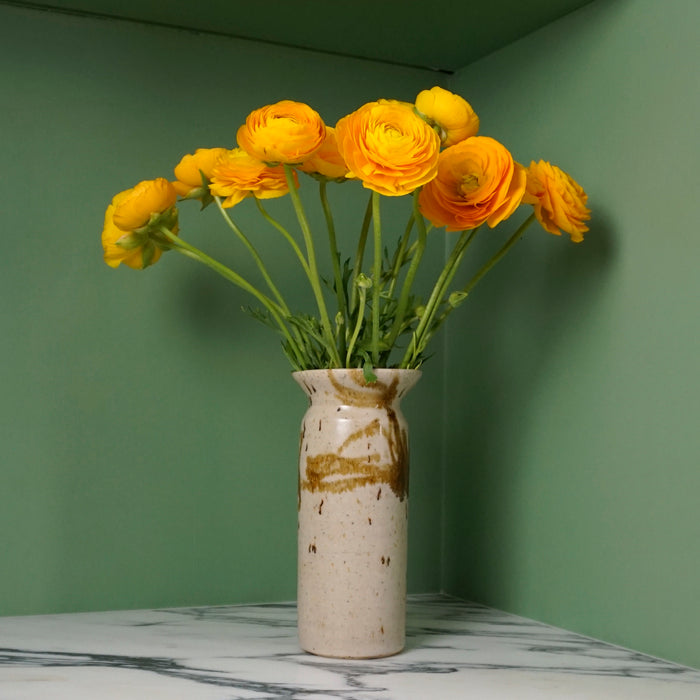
{"left": 293, "top": 368, "right": 421, "bottom": 658}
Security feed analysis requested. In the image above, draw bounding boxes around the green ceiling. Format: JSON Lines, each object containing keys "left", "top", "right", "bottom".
{"left": 9, "top": 0, "right": 594, "bottom": 72}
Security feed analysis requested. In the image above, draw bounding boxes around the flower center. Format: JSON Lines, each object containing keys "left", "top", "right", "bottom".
{"left": 459, "top": 173, "right": 480, "bottom": 194}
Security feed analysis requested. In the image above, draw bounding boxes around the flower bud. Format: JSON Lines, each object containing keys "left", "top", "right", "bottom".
{"left": 355, "top": 273, "right": 373, "bottom": 289}
{"left": 414, "top": 86, "right": 479, "bottom": 147}
{"left": 173, "top": 148, "right": 227, "bottom": 202}
{"left": 102, "top": 180, "right": 179, "bottom": 270}
{"left": 448, "top": 291, "right": 468, "bottom": 308}
{"left": 112, "top": 178, "right": 177, "bottom": 232}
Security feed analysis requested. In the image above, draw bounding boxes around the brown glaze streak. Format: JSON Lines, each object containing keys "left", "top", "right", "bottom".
{"left": 300, "top": 371, "right": 409, "bottom": 501}
{"left": 340, "top": 418, "right": 380, "bottom": 452}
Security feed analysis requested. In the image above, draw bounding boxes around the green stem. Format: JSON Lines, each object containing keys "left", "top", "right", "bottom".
{"left": 371, "top": 191, "right": 382, "bottom": 365}
{"left": 319, "top": 181, "right": 348, "bottom": 358}
{"left": 462, "top": 212, "right": 536, "bottom": 297}
{"left": 253, "top": 198, "right": 320, "bottom": 359}
{"left": 283, "top": 165, "right": 341, "bottom": 367}
{"left": 345, "top": 285, "right": 368, "bottom": 366}
{"left": 349, "top": 193, "right": 373, "bottom": 314}
{"left": 404, "top": 226, "right": 480, "bottom": 366}
{"left": 404, "top": 212, "right": 537, "bottom": 368}
{"left": 416, "top": 292, "right": 461, "bottom": 351}
{"left": 214, "top": 197, "right": 291, "bottom": 316}
{"left": 257, "top": 196, "right": 348, "bottom": 366}
{"left": 158, "top": 227, "right": 305, "bottom": 367}
{"left": 385, "top": 191, "right": 428, "bottom": 355}
{"left": 386, "top": 212, "right": 415, "bottom": 297}
{"left": 255, "top": 199, "right": 311, "bottom": 279}
{"left": 216, "top": 197, "right": 309, "bottom": 357}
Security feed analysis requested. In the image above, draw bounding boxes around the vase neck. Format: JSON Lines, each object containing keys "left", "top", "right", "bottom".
{"left": 293, "top": 369, "right": 420, "bottom": 407}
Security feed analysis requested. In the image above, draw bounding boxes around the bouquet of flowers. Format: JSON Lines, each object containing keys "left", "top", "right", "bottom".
{"left": 101, "top": 86, "right": 590, "bottom": 380}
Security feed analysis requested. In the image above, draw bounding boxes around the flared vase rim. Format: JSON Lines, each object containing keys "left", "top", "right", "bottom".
{"left": 292, "top": 368, "right": 421, "bottom": 378}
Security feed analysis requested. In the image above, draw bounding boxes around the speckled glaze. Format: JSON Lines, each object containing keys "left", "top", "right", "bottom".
{"left": 293, "top": 368, "right": 421, "bottom": 659}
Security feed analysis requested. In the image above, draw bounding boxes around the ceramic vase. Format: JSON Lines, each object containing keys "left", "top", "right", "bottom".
{"left": 293, "top": 368, "right": 421, "bottom": 658}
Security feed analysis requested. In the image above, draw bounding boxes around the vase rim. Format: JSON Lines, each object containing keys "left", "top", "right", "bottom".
{"left": 292, "top": 367, "right": 421, "bottom": 378}
{"left": 292, "top": 368, "right": 421, "bottom": 398}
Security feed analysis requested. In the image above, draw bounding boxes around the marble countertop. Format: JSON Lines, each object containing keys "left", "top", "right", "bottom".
{"left": 1, "top": 594, "right": 698, "bottom": 699}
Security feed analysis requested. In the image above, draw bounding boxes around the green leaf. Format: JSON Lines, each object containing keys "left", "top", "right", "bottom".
{"left": 242, "top": 306, "right": 277, "bottom": 330}
{"left": 362, "top": 357, "right": 378, "bottom": 384}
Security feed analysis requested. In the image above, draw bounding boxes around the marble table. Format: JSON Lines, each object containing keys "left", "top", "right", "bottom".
{"left": 1, "top": 594, "right": 699, "bottom": 699}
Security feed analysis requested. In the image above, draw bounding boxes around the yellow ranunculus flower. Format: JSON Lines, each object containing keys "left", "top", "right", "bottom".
{"left": 173, "top": 147, "right": 227, "bottom": 196}
{"left": 523, "top": 160, "right": 590, "bottom": 242}
{"left": 414, "top": 86, "right": 479, "bottom": 147}
{"left": 299, "top": 127, "right": 350, "bottom": 180}
{"left": 418, "top": 136, "right": 526, "bottom": 231}
{"left": 111, "top": 178, "right": 177, "bottom": 232}
{"left": 236, "top": 100, "right": 326, "bottom": 165}
{"left": 102, "top": 183, "right": 179, "bottom": 269}
{"left": 209, "top": 148, "right": 295, "bottom": 208}
{"left": 335, "top": 99, "right": 440, "bottom": 197}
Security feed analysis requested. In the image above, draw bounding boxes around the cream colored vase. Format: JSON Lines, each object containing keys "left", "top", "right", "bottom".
{"left": 293, "top": 368, "right": 421, "bottom": 658}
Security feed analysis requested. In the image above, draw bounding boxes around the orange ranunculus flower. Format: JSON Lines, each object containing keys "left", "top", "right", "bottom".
{"left": 335, "top": 99, "right": 441, "bottom": 196}
{"left": 419, "top": 136, "right": 526, "bottom": 231}
{"left": 102, "top": 183, "right": 179, "bottom": 269}
{"left": 299, "top": 127, "right": 349, "bottom": 180}
{"left": 236, "top": 100, "right": 326, "bottom": 165}
{"left": 173, "top": 147, "right": 227, "bottom": 196}
{"left": 414, "top": 86, "right": 479, "bottom": 147}
{"left": 111, "top": 178, "right": 177, "bottom": 232}
{"left": 209, "top": 148, "right": 295, "bottom": 208}
{"left": 523, "top": 160, "right": 590, "bottom": 242}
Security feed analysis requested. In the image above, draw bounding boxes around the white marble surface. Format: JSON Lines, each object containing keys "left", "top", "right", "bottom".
{"left": 1, "top": 594, "right": 699, "bottom": 699}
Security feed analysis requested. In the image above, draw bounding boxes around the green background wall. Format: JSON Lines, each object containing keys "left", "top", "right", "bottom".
{"left": 0, "top": 4, "right": 446, "bottom": 615}
{"left": 442, "top": 0, "right": 700, "bottom": 670}
{"left": 1, "top": 0, "right": 698, "bottom": 671}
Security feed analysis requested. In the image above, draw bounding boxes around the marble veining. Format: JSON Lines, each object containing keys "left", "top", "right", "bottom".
{"left": 1, "top": 595, "right": 698, "bottom": 699}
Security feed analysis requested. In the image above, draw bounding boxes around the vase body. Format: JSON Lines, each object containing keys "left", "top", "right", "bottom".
{"left": 293, "top": 368, "right": 421, "bottom": 658}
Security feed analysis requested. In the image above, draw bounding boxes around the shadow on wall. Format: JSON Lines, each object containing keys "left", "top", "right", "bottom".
{"left": 443, "top": 208, "right": 617, "bottom": 599}
{"left": 174, "top": 266, "right": 252, "bottom": 342}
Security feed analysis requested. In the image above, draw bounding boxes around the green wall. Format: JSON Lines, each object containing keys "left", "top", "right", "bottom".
{"left": 442, "top": 0, "right": 700, "bottom": 669}
{"left": 0, "top": 4, "right": 446, "bottom": 615}
{"left": 2, "top": 0, "right": 698, "bottom": 672}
